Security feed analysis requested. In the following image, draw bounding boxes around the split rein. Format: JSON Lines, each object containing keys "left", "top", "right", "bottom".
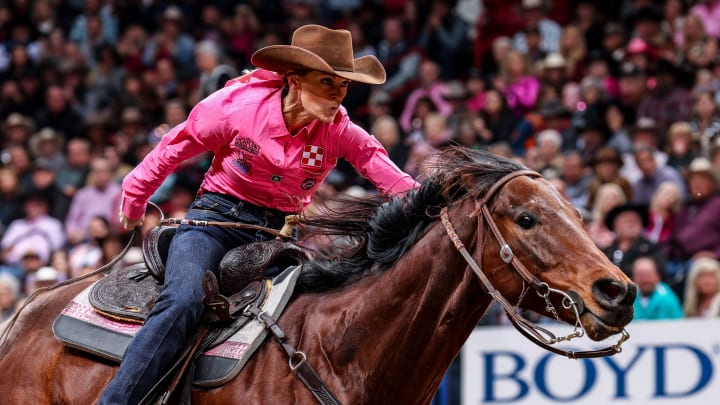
{"left": 440, "top": 170, "right": 630, "bottom": 360}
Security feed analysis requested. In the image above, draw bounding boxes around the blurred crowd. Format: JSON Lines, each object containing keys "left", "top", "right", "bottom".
{"left": 1, "top": 0, "right": 720, "bottom": 336}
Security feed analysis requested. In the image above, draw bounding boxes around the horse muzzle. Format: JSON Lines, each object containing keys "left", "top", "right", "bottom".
{"left": 578, "top": 279, "right": 636, "bottom": 340}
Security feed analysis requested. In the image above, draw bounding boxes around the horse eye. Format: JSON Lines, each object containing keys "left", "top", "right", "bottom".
{"left": 516, "top": 213, "right": 538, "bottom": 230}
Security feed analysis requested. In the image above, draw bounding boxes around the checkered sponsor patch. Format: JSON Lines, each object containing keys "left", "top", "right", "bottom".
{"left": 300, "top": 145, "right": 324, "bottom": 170}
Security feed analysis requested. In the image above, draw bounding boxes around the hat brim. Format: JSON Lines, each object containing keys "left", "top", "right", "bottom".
{"left": 604, "top": 204, "right": 649, "bottom": 231}
{"left": 251, "top": 45, "right": 386, "bottom": 85}
{"left": 688, "top": 169, "right": 719, "bottom": 185}
{"left": 29, "top": 132, "right": 63, "bottom": 156}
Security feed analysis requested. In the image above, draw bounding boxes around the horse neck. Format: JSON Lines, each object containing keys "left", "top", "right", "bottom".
{"left": 290, "top": 208, "right": 492, "bottom": 403}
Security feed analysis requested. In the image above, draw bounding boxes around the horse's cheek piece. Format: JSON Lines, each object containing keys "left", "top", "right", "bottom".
{"left": 499, "top": 244, "right": 513, "bottom": 264}
{"left": 440, "top": 170, "right": 630, "bottom": 360}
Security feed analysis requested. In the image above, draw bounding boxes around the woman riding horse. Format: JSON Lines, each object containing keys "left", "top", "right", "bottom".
{"left": 0, "top": 147, "right": 636, "bottom": 404}
{"left": 103, "top": 24, "right": 417, "bottom": 404}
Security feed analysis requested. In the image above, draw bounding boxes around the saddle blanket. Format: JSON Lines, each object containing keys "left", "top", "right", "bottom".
{"left": 52, "top": 265, "right": 301, "bottom": 387}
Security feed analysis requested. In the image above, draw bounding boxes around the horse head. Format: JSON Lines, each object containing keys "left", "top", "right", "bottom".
{"left": 448, "top": 157, "right": 635, "bottom": 347}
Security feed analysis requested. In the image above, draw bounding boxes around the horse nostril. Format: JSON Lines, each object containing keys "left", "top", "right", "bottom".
{"left": 625, "top": 282, "right": 637, "bottom": 305}
{"left": 592, "top": 279, "right": 632, "bottom": 307}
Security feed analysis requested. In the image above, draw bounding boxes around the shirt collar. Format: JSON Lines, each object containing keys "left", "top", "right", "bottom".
{"left": 268, "top": 89, "right": 290, "bottom": 139}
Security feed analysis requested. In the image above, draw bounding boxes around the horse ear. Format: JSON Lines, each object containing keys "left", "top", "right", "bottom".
{"left": 441, "top": 172, "right": 479, "bottom": 201}
{"left": 460, "top": 173, "right": 477, "bottom": 195}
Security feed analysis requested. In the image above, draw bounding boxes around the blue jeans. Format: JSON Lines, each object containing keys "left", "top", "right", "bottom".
{"left": 99, "top": 193, "right": 288, "bottom": 404}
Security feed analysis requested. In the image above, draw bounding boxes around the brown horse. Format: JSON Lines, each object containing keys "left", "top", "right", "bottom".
{"left": 0, "top": 148, "right": 634, "bottom": 404}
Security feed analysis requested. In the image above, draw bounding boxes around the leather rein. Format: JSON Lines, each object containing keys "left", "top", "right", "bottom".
{"left": 440, "top": 170, "right": 630, "bottom": 359}
{"left": 159, "top": 217, "right": 295, "bottom": 239}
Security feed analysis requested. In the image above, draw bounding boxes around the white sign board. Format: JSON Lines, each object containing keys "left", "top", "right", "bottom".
{"left": 462, "top": 318, "right": 720, "bottom": 404}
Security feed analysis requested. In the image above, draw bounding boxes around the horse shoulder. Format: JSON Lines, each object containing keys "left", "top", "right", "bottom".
{"left": 0, "top": 281, "right": 112, "bottom": 404}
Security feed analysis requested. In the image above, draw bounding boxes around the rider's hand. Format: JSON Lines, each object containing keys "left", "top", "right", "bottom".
{"left": 119, "top": 211, "right": 145, "bottom": 230}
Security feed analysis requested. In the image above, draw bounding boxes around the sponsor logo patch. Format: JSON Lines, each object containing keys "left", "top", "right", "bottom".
{"left": 233, "top": 152, "right": 251, "bottom": 173}
{"left": 235, "top": 137, "right": 260, "bottom": 155}
{"left": 300, "top": 145, "right": 324, "bottom": 171}
{"left": 301, "top": 178, "right": 317, "bottom": 190}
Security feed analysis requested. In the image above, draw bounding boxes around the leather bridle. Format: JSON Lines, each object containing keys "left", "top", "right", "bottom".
{"left": 441, "top": 170, "right": 630, "bottom": 359}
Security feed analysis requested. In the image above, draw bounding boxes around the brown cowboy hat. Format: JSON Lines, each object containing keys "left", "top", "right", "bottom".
{"left": 251, "top": 24, "right": 386, "bottom": 85}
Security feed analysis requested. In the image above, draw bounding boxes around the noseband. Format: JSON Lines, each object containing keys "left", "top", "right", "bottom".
{"left": 441, "top": 170, "right": 629, "bottom": 359}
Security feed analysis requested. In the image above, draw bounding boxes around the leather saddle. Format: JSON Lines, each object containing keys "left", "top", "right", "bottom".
{"left": 89, "top": 226, "right": 312, "bottom": 324}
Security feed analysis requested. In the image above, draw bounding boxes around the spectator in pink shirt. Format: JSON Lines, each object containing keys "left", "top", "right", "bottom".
{"left": 399, "top": 60, "right": 452, "bottom": 133}
{"left": 100, "top": 24, "right": 418, "bottom": 404}
{"left": 691, "top": 0, "right": 720, "bottom": 41}
{"left": 492, "top": 50, "right": 540, "bottom": 116}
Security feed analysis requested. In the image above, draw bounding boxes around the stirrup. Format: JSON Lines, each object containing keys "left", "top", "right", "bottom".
{"left": 202, "top": 271, "right": 265, "bottom": 323}
{"left": 202, "top": 271, "right": 234, "bottom": 323}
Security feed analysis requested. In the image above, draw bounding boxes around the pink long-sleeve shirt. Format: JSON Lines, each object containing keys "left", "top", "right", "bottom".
{"left": 121, "top": 69, "right": 418, "bottom": 220}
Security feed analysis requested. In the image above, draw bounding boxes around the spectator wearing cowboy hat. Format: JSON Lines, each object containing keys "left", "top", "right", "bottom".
{"left": 28, "top": 127, "right": 65, "bottom": 173}
{"left": 538, "top": 52, "right": 567, "bottom": 94}
{"left": 2, "top": 112, "right": 34, "bottom": 149}
{"left": 617, "top": 63, "right": 648, "bottom": 123}
{"left": 666, "top": 157, "right": 720, "bottom": 265}
{"left": 602, "top": 202, "right": 667, "bottom": 277}
{"left": 586, "top": 146, "right": 633, "bottom": 209}
{"left": 27, "top": 160, "right": 72, "bottom": 221}
{"left": 99, "top": 24, "right": 419, "bottom": 404}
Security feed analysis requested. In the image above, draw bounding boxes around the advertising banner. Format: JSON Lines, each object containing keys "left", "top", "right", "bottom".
{"left": 461, "top": 318, "right": 720, "bottom": 404}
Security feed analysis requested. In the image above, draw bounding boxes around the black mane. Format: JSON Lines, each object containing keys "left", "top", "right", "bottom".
{"left": 296, "top": 147, "right": 527, "bottom": 293}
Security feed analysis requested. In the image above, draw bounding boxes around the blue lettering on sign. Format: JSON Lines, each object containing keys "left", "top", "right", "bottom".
{"left": 483, "top": 351, "right": 529, "bottom": 402}
{"left": 479, "top": 344, "right": 715, "bottom": 402}
{"left": 602, "top": 346, "right": 647, "bottom": 398}
{"left": 653, "top": 345, "right": 713, "bottom": 398}
{"left": 534, "top": 354, "right": 596, "bottom": 401}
